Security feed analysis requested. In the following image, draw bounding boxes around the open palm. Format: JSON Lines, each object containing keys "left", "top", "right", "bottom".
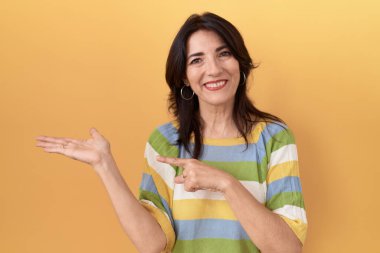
{"left": 35, "top": 128, "right": 111, "bottom": 168}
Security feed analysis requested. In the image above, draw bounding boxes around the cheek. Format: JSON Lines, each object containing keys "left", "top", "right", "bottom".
{"left": 230, "top": 66, "right": 241, "bottom": 83}
{"left": 230, "top": 61, "right": 240, "bottom": 75}
{"left": 186, "top": 69, "right": 197, "bottom": 81}
{"left": 186, "top": 69, "right": 202, "bottom": 88}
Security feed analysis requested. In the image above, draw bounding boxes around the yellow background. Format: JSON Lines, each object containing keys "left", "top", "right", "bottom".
{"left": 1, "top": 1, "right": 379, "bottom": 252}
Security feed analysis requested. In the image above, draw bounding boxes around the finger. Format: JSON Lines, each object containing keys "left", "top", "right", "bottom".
{"left": 62, "top": 138, "right": 83, "bottom": 145}
{"left": 41, "top": 145, "right": 68, "bottom": 154}
{"left": 184, "top": 185, "right": 197, "bottom": 192}
{"left": 174, "top": 175, "right": 185, "bottom": 184}
{"left": 36, "top": 141, "right": 62, "bottom": 148}
{"left": 35, "top": 137, "right": 83, "bottom": 148}
{"left": 37, "top": 140, "right": 75, "bottom": 149}
{"left": 37, "top": 140, "right": 74, "bottom": 150}
{"left": 35, "top": 135, "right": 82, "bottom": 145}
{"left": 156, "top": 156, "right": 186, "bottom": 166}
{"left": 35, "top": 136, "right": 69, "bottom": 145}
{"left": 89, "top": 127, "right": 103, "bottom": 140}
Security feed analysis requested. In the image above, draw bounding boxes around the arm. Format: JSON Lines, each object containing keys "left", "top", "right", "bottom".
{"left": 222, "top": 177, "right": 302, "bottom": 253}
{"left": 36, "top": 128, "right": 166, "bottom": 253}
{"left": 221, "top": 126, "right": 306, "bottom": 252}
{"left": 94, "top": 154, "right": 167, "bottom": 253}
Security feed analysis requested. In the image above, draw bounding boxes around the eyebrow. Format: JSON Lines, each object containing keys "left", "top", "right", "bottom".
{"left": 187, "top": 45, "right": 229, "bottom": 60}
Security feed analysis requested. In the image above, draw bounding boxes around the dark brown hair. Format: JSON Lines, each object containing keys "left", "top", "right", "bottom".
{"left": 165, "top": 12, "right": 285, "bottom": 158}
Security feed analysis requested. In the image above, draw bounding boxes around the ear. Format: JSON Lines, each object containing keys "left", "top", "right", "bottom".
{"left": 183, "top": 80, "right": 190, "bottom": 86}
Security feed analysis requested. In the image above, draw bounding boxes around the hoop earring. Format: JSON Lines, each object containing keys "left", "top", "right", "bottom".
{"left": 181, "top": 86, "right": 194, "bottom": 100}
{"left": 240, "top": 71, "right": 247, "bottom": 85}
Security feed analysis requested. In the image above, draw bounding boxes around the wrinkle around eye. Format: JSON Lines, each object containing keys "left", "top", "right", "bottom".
{"left": 219, "top": 51, "right": 232, "bottom": 57}
{"left": 189, "top": 58, "right": 202, "bottom": 65}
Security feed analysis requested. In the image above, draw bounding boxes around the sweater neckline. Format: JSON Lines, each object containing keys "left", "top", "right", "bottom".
{"left": 189, "top": 121, "right": 265, "bottom": 146}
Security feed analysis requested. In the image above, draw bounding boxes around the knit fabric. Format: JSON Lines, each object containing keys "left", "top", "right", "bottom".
{"left": 139, "top": 121, "right": 307, "bottom": 253}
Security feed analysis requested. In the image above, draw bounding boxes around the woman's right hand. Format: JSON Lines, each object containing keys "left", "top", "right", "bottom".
{"left": 35, "top": 128, "right": 112, "bottom": 171}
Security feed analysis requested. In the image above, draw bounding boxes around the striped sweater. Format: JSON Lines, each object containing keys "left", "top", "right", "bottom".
{"left": 139, "top": 121, "right": 307, "bottom": 253}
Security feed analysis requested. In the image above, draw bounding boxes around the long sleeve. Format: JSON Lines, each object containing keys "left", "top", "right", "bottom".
{"left": 264, "top": 124, "right": 308, "bottom": 245}
{"left": 138, "top": 126, "right": 179, "bottom": 252}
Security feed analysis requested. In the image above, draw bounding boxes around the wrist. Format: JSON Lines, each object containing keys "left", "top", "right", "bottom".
{"left": 93, "top": 152, "right": 116, "bottom": 175}
{"left": 220, "top": 173, "right": 238, "bottom": 194}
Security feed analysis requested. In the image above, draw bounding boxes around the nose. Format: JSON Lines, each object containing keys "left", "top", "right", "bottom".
{"left": 206, "top": 56, "right": 223, "bottom": 77}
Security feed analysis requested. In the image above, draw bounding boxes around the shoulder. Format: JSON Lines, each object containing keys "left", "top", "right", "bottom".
{"left": 260, "top": 120, "right": 296, "bottom": 150}
{"left": 148, "top": 121, "right": 178, "bottom": 145}
{"left": 145, "top": 121, "right": 179, "bottom": 157}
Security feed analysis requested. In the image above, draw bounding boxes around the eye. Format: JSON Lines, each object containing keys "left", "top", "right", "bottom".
{"left": 219, "top": 50, "right": 232, "bottom": 57}
{"left": 189, "top": 58, "right": 202, "bottom": 65}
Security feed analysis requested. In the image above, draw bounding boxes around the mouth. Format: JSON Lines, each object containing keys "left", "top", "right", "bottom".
{"left": 203, "top": 80, "right": 228, "bottom": 91}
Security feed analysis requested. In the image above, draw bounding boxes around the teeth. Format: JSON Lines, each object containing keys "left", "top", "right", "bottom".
{"left": 205, "top": 80, "right": 226, "bottom": 88}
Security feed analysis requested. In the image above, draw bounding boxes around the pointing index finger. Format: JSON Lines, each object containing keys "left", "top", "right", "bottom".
{"left": 156, "top": 156, "right": 186, "bottom": 166}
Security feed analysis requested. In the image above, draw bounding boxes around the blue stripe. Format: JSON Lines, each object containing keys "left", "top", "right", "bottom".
{"left": 140, "top": 173, "right": 159, "bottom": 194}
{"left": 174, "top": 219, "right": 249, "bottom": 240}
{"left": 178, "top": 122, "right": 288, "bottom": 163}
{"left": 157, "top": 122, "right": 179, "bottom": 145}
{"left": 180, "top": 140, "right": 264, "bottom": 162}
{"left": 266, "top": 176, "right": 302, "bottom": 201}
{"left": 140, "top": 173, "right": 174, "bottom": 225}
{"left": 261, "top": 122, "right": 288, "bottom": 143}
{"left": 157, "top": 121, "right": 288, "bottom": 163}
{"left": 201, "top": 143, "right": 261, "bottom": 162}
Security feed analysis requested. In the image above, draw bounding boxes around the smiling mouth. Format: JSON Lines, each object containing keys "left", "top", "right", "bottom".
{"left": 204, "top": 80, "right": 227, "bottom": 91}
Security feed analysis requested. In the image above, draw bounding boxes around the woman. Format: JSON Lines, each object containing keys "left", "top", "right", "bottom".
{"left": 36, "top": 12, "right": 307, "bottom": 253}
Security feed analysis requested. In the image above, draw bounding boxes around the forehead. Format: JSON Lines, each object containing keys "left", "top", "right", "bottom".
{"left": 186, "top": 30, "right": 225, "bottom": 54}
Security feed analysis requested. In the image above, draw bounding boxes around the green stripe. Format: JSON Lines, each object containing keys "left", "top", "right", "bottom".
{"left": 149, "top": 129, "right": 179, "bottom": 158}
{"left": 148, "top": 129, "right": 180, "bottom": 175}
{"left": 139, "top": 189, "right": 166, "bottom": 213}
{"left": 265, "top": 128, "right": 295, "bottom": 158}
{"left": 173, "top": 238, "right": 259, "bottom": 253}
{"left": 266, "top": 192, "right": 305, "bottom": 210}
{"left": 203, "top": 161, "right": 267, "bottom": 183}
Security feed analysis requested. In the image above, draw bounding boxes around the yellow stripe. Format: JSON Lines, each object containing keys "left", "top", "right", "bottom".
{"left": 267, "top": 161, "right": 299, "bottom": 184}
{"left": 173, "top": 121, "right": 269, "bottom": 146}
{"left": 280, "top": 215, "right": 307, "bottom": 245}
{"left": 173, "top": 199, "right": 237, "bottom": 220}
{"left": 140, "top": 201, "right": 175, "bottom": 252}
{"left": 195, "top": 121, "right": 268, "bottom": 146}
{"left": 144, "top": 161, "right": 174, "bottom": 209}
{"left": 203, "top": 136, "right": 251, "bottom": 146}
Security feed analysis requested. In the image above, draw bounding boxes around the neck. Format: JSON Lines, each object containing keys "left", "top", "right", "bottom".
{"left": 199, "top": 101, "right": 239, "bottom": 139}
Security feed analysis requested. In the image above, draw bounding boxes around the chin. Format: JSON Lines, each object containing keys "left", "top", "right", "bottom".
{"left": 200, "top": 96, "right": 235, "bottom": 108}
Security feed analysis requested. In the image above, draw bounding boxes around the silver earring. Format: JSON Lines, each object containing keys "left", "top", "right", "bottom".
{"left": 240, "top": 72, "right": 247, "bottom": 85}
{"left": 181, "top": 86, "right": 194, "bottom": 100}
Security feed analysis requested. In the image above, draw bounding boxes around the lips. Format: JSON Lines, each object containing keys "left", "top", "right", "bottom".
{"left": 204, "top": 80, "right": 227, "bottom": 91}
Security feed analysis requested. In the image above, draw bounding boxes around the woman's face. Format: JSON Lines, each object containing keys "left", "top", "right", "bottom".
{"left": 185, "top": 29, "right": 240, "bottom": 109}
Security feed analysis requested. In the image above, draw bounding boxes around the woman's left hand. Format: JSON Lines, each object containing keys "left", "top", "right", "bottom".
{"left": 156, "top": 156, "right": 235, "bottom": 193}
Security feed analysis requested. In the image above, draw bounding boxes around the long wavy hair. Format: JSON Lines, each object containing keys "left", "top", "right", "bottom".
{"left": 165, "top": 12, "right": 285, "bottom": 159}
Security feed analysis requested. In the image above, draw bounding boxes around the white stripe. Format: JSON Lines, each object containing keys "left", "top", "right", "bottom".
{"left": 273, "top": 205, "right": 307, "bottom": 224}
{"left": 242, "top": 181, "right": 267, "bottom": 204}
{"left": 144, "top": 142, "right": 175, "bottom": 190}
{"left": 173, "top": 181, "right": 267, "bottom": 204}
{"left": 140, "top": 199, "right": 171, "bottom": 221}
{"left": 268, "top": 144, "right": 298, "bottom": 169}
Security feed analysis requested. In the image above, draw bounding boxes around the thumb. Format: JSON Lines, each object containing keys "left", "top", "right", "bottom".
{"left": 174, "top": 175, "right": 185, "bottom": 184}
{"left": 90, "top": 127, "right": 102, "bottom": 139}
